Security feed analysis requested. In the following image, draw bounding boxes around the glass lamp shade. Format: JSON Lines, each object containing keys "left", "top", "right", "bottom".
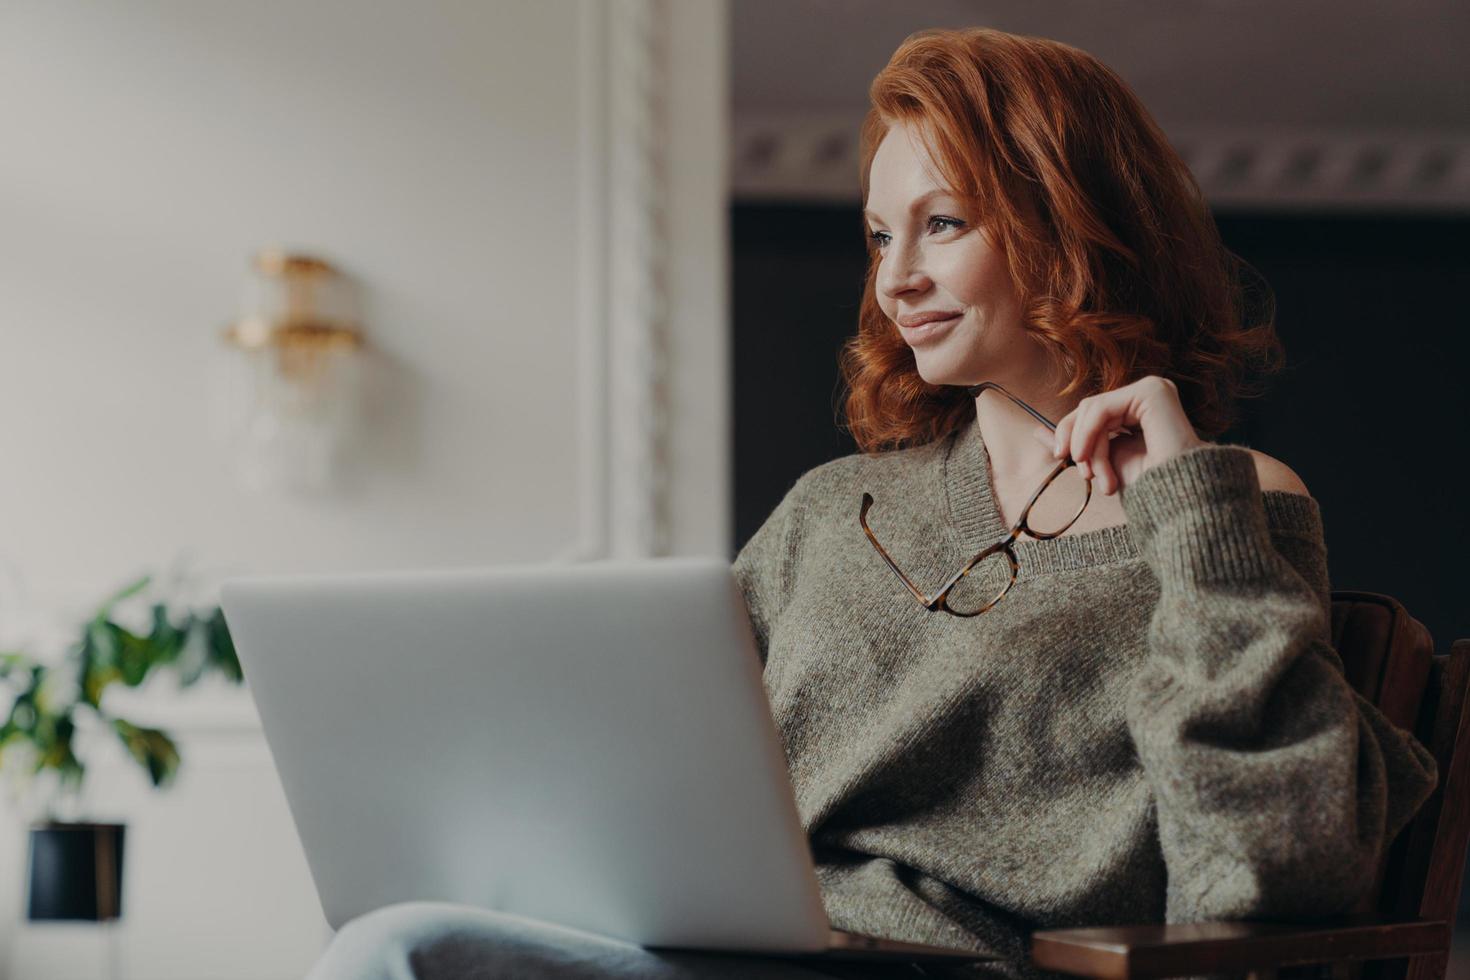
{"left": 219, "top": 249, "right": 364, "bottom": 494}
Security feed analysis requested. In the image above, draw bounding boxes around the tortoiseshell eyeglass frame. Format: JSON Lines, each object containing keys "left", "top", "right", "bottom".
{"left": 858, "top": 381, "right": 1106, "bottom": 618}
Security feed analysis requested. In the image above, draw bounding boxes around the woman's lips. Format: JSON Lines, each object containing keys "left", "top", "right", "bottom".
{"left": 898, "top": 313, "right": 962, "bottom": 344}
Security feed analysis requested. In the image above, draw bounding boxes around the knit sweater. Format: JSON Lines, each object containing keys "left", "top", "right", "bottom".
{"left": 732, "top": 414, "right": 1438, "bottom": 979}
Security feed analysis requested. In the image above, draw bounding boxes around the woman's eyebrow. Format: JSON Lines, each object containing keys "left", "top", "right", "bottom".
{"left": 863, "top": 189, "right": 952, "bottom": 223}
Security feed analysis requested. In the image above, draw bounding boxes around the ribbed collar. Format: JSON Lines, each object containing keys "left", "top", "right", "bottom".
{"left": 942, "top": 414, "right": 1139, "bottom": 578}
{"left": 941, "top": 413, "right": 1323, "bottom": 580}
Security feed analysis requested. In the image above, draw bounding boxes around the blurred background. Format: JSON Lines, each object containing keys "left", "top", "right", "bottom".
{"left": 1, "top": 1, "right": 1465, "bottom": 977}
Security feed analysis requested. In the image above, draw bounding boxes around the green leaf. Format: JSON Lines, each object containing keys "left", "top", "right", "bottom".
{"left": 82, "top": 665, "right": 121, "bottom": 708}
{"left": 35, "top": 712, "right": 81, "bottom": 778}
{"left": 114, "top": 625, "right": 154, "bottom": 687}
{"left": 146, "top": 604, "right": 184, "bottom": 664}
{"left": 3, "top": 582, "right": 246, "bottom": 794}
{"left": 87, "top": 621, "right": 119, "bottom": 669}
{"left": 175, "top": 619, "right": 211, "bottom": 687}
{"left": 112, "top": 719, "right": 180, "bottom": 787}
{"left": 205, "top": 609, "right": 242, "bottom": 684}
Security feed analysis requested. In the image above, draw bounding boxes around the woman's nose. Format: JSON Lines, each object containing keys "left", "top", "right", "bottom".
{"left": 878, "top": 245, "right": 931, "bottom": 300}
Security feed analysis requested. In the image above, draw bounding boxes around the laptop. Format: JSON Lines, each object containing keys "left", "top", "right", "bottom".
{"left": 220, "top": 557, "right": 995, "bottom": 965}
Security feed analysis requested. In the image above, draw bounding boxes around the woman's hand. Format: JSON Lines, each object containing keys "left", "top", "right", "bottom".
{"left": 1044, "top": 375, "right": 1207, "bottom": 496}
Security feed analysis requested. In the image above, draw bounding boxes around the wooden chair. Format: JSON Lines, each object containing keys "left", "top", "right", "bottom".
{"left": 1031, "top": 591, "right": 1470, "bottom": 980}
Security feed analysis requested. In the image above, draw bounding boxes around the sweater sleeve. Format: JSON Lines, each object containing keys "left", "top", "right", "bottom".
{"left": 731, "top": 474, "right": 810, "bottom": 668}
{"left": 1118, "top": 444, "right": 1438, "bottom": 923}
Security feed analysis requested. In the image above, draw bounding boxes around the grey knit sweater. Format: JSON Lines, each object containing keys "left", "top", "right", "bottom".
{"left": 733, "top": 414, "right": 1438, "bottom": 978}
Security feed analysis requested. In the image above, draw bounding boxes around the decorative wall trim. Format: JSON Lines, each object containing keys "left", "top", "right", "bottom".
{"left": 557, "top": 0, "right": 674, "bottom": 562}
{"left": 607, "top": 0, "right": 673, "bottom": 558}
{"left": 732, "top": 113, "right": 1470, "bottom": 212}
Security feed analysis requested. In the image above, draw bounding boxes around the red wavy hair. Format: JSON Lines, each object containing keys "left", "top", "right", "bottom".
{"left": 839, "top": 27, "right": 1283, "bottom": 453}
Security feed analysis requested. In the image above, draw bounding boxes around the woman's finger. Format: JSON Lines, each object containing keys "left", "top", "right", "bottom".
{"left": 1058, "top": 411, "right": 1093, "bottom": 476}
{"left": 1070, "top": 399, "right": 1112, "bottom": 474}
{"left": 1051, "top": 412, "right": 1075, "bottom": 460}
{"left": 1089, "top": 434, "right": 1117, "bottom": 494}
{"left": 1077, "top": 402, "right": 1115, "bottom": 489}
{"left": 1070, "top": 389, "right": 1145, "bottom": 470}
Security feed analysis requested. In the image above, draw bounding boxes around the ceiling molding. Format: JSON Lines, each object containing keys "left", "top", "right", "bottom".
{"left": 732, "top": 113, "right": 1470, "bottom": 212}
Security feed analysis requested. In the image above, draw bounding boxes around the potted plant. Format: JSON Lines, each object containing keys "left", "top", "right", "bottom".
{"left": 0, "top": 575, "right": 242, "bottom": 921}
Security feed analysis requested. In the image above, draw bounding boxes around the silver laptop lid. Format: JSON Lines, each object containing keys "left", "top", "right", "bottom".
{"left": 221, "top": 557, "right": 830, "bottom": 953}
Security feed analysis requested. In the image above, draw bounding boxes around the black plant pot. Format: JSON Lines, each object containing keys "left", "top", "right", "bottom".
{"left": 26, "top": 822, "right": 125, "bottom": 921}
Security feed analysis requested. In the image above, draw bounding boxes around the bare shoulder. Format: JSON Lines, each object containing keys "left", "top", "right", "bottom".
{"left": 1244, "top": 448, "right": 1311, "bottom": 496}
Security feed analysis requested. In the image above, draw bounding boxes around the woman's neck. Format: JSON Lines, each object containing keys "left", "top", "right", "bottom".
{"left": 971, "top": 376, "right": 1082, "bottom": 481}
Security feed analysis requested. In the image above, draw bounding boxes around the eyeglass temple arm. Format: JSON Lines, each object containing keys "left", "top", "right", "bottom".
{"left": 966, "top": 381, "right": 1057, "bottom": 430}
{"left": 859, "top": 493, "right": 941, "bottom": 608}
{"left": 965, "top": 381, "right": 1134, "bottom": 442}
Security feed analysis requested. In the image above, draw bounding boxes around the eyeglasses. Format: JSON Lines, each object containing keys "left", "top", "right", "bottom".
{"left": 858, "top": 381, "right": 1100, "bottom": 618}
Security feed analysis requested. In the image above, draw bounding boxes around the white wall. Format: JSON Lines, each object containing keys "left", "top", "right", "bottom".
{"left": 0, "top": 1, "right": 729, "bottom": 976}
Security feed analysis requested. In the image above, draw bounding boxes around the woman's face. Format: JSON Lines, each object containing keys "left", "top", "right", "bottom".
{"left": 864, "top": 122, "right": 1050, "bottom": 389}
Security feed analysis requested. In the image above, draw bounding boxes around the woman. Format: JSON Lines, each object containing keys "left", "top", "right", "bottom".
{"left": 307, "top": 27, "right": 1437, "bottom": 980}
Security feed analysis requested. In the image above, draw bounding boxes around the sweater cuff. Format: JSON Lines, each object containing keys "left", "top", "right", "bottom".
{"left": 1120, "top": 443, "right": 1279, "bottom": 586}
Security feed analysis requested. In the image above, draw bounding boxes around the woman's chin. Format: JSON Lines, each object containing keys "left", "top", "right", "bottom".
{"left": 912, "top": 351, "right": 973, "bottom": 388}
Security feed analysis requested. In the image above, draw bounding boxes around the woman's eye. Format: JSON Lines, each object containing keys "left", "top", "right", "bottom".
{"left": 866, "top": 217, "right": 964, "bottom": 249}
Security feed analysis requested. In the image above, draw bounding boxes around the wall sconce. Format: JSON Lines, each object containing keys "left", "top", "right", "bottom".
{"left": 220, "top": 249, "right": 364, "bottom": 494}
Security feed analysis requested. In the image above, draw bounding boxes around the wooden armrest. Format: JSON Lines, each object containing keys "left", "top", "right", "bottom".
{"left": 1030, "top": 917, "right": 1449, "bottom": 979}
